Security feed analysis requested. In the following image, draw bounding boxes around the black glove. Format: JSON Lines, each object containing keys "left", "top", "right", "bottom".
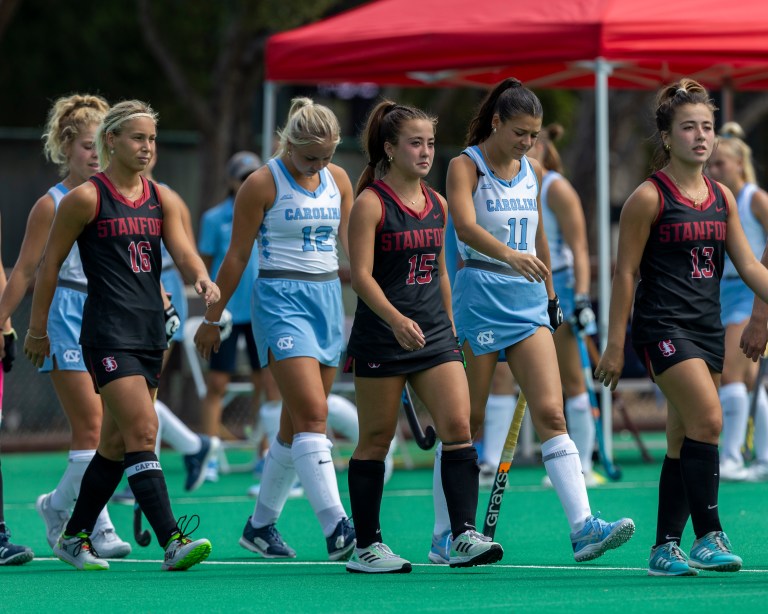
{"left": 2, "top": 329, "right": 17, "bottom": 373}
{"left": 164, "top": 305, "right": 181, "bottom": 345}
{"left": 548, "top": 295, "right": 564, "bottom": 331}
{"left": 571, "top": 293, "right": 597, "bottom": 335}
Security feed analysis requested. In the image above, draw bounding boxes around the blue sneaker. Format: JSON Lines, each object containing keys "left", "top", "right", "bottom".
{"left": 0, "top": 525, "right": 34, "bottom": 566}
{"left": 689, "top": 531, "right": 742, "bottom": 572}
{"left": 239, "top": 519, "right": 296, "bottom": 559}
{"left": 326, "top": 517, "right": 356, "bottom": 561}
{"left": 571, "top": 513, "right": 635, "bottom": 562}
{"left": 428, "top": 529, "right": 451, "bottom": 565}
{"left": 648, "top": 542, "right": 698, "bottom": 576}
{"left": 184, "top": 435, "right": 220, "bottom": 491}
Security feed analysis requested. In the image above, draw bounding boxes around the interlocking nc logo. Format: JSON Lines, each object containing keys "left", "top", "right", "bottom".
{"left": 62, "top": 349, "right": 81, "bottom": 363}
{"left": 102, "top": 356, "right": 118, "bottom": 372}
{"left": 367, "top": 363, "right": 381, "bottom": 369}
{"left": 476, "top": 330, "right": 495, "bottom": 346}
{"left": 276, "top": 336, "right": 295, "bottom": 351}
{"left": 658, "top": 339, "right": 676, "bottom": 357}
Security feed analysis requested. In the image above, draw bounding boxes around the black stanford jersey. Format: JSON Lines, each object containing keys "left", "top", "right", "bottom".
{"left": 631, "top": 172, "right": 728, "bottom": 350}
{"left": 347, "top": 181, "right": 456, "bottom": 362}
{"left": 78, "top": 173, "right": 166, "bottom": 350}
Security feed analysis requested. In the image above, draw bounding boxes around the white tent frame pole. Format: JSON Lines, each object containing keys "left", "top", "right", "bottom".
{"left": 262, "top": 81, "right": 278, "bottom": 161}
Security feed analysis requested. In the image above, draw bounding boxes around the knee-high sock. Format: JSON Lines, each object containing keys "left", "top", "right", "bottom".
{"left": 680, "top": 437, "right": 722, "bottom": 538}
{"left": 125, "top": 451, "right": 178, "bottom": 546}
{"left": 65, "top": 452, "right": 124, "bottom": 536}
{"left": 348, "top": 458, "right": 385, "bottom": 549}
{"left": 655, "top": 456, "right": 689, "bottom": 547}
{"left": 481, "top": 394, "right": 516, "bottom": 467}
{"left": 50, "top": 449, "right": 95, "bottom": 511}
{"left": 432, "top": 442, "right": 451, "bottom": 535}
{"left": 292, "top": 432, "right": 346, "bottom": 537}
{"left": 155, "top": 400, "right": 200, "bottom": 456}
{"left": 753, "top": 385, "right": 768, "bottom": 464}
{"left": 542, "top": 434, "right": 592, "bottom": 533}
{"left": 251, "top": 437, "right": 297, "bottom": 528}
{"left": 719, "top": 382, "right": 748, "bottom": 465}
{"left": 441, "top": 446, "right": 480, "bottom": 537}
{"left": 564, "top": 392, "right": 595, "bottom": 473}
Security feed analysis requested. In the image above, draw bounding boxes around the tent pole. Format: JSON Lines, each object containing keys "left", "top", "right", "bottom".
{"left": 262, "top": 81, "right": 277, "bottom": 160}
{"left": 595, "top": 57, "right": 615, "bottom": 464}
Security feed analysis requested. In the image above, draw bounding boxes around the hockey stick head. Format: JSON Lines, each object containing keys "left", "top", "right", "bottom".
{"left": 133, "top": 504, "right": 151, "bottom": 547}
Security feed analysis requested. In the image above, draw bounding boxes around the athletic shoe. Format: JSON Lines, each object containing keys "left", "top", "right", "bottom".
{"left": 542, "top": 470, "right": 605, "bottom": 489}
{"left": 161, "top": 516, "right": 212, "bottom": 571}
{"left": 688, "top": 531, "right": 742, "bottom": 572}
{"left": 204, "top": 458, "right": 219, "bottom": 483}
{"left": 719, "top": 458, "right": 749, "bottom": 481}
{"left": 571, "top": 513, "right": 635, "bottom": 562}
{"left": 36, "top": 491, "right": 70, "bottom": 548}
{"left": 184, "top": 435, "right": 220, "bottom": 492}
{"left": 346, "top": 542, "right": 412, "bottom": 574}
{"left": 110, "top": 484, "right": 135, "bottom": 505}
{"left": 428, "top": 529, "right": 451, "bottom": 565}
{"left": 0, "top": 525, "right": 34, "bottom": 566}
{"left": 647, "top": 542, "right": 698, "bottom": 576}
{"left": 239, "top": 520, "right": 296, "bottom": 558}
{"left": 91, "top": 527, "right": 132, "bottom": 558}
{"left": 478, "top": 462, "right": 496, "bottom": 488}
{"left": 746, "top": 461, "right": 768, "bottom": 482}
{"left": 449, "top": 529, "right": 503, "bottom": 568}
{"left": 326, "top": 517, "right": 356, "bottom": 561}
{"left": 54, "top": 533, "right": 109, "bottom": 570}
{"left": 246, "top": 478, "right": 304, "bottom": 499}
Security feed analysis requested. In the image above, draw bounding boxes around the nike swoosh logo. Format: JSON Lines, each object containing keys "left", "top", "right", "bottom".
{"left": 149, "top": 203, "right": 160, "bottom": 209}
{"left": 432, "top": 213, "right": 440, "bottom": 219}
{"left": 707, "top": 504, "right": 718, "bottom": 509}
{"left": 318, "top": 459, "right": 333, "bottom": 464}
{"left": 526, "top": 182, "right": 536, "bottom": 189}
{"left": 329, "top": 192, "right": 338, "bottom": 198}
{"left": 715, "top": 204, "right": 725, "bottom": 212}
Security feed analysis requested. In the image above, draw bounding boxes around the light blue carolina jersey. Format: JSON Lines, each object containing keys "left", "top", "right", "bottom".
{"left": 723, "top": 183, "right": 763, "bottom": 278}
{"left": 49, "top": 183, "right": 87, "bottom": 286}
{"left": 540, "top": 171, "right": 573, "bottom": 272}
{"left": 456, "top": 146, "right": 539, "bottom": 269}
{"left": 261, "top": 158, "right": 341, "bottom": 274}
{"left": 198, "top": 196, "right": 259, "bottom": 323}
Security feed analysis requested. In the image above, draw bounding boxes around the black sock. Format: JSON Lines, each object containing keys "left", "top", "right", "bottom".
{"left": 65, "top": 452, "right": 124, "bottom": 536}
{"left": 441, "top": 446, "right": 479, "bottom": 538}
{"left": 347, "top": 458, "right": 385, "bottom": 549}
{"left": 124, "top": 451, "right": 178, "bottom": 547}
{"left": 680, "top": 437, "right": 722, "bottom": 538}
{"left": 655, "top": 456, "right": 690, "bottom": 547}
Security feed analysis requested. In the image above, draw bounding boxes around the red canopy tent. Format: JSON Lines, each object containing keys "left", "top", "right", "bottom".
{"left": 264, "top": 0, "right": 768, "bottom": 457}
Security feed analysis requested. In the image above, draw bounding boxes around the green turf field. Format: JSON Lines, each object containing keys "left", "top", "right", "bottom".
{"left": 2, "top": 436, "right": 766, "bottom": 613}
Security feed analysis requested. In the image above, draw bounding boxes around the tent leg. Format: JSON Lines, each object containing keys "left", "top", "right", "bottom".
{"left": 262, "top": 81, "right": 277, "bottom": 160}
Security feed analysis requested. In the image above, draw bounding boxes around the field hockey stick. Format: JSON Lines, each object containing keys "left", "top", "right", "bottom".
{"left": 576, "top": 332, "right": 622, "bottom": 480}
{"left": 401, "top": 383, "right": 436, "bottom": 450}
{"left": 745, "top": 350, "right": 768, "bottom": 462}
{"left": 482, "top": 393, "right": 527, "bottom": 539}
{"left": 133, "top": 502, "right": 151, "bottom": 547}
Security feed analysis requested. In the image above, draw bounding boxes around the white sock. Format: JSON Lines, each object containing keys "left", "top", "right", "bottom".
{"left": 542, "top": 434, "right": 591, "bottom": 533}
{"left": 754, "top": 385, "right": 768, "bottom": 464}
{"left": 251, "top": 438, "right": 297, "bottom": 528}
{"left": 482, "top": 394, "right": 516, "bottom": 468}
{"left": 719, "top": 382, "right": 749, "bottom": 464}
{"left": 155, "top": 399, "right": 200, "bottom": 456}
{"left": 49, "top": 449, "right": 95, "bottom": 511}
{"left": 292, "top": 432, "right": 346, "bottom": 537}
{"left": 432, "top": 442, "right": 451, "bottom": 536}
{"left": 565, "top": 392, "right": 595, "bottom": 473}
{"left": 259, "top": 401, "right": 282, "bottom": 446}
{"left": 326, "top": 394, "right": 359, "bottom": 441}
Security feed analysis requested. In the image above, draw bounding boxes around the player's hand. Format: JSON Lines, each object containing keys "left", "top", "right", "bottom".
{"left": 164, "top": 304, "right": 181, "bottom": 346}
{"left": 740, "top": 315, "right": 768, "bottom": 362}
{"left": 196, "top": 279, "right": 220, "bottom": 307}
{"left": 23, "top": 329, "right": 50, "bottom": 369}
{"left": 570, "top": 293, "right": 597, "bottom": 335}
{"left": 595, "top": 345, "right": 624, "bottom": 391}
{"left": 505, "top": 251, "right": 549, "bottom": 283}
{"left": 2, "top": 329, "right": 17, "bottom": 373}
{"left": 194, "top": 320, "right": 221, "bottom": 361}
{"left": 548, "top": 295, "right": 564, "bottom": 331}
{"left": 392, "top": 316, "right": 425, "bottom": 352}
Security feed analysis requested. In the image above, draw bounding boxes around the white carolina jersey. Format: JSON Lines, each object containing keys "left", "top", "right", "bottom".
{"left": 261, "top": 159, "right": 341, "bottom": 274}
{"left": 540, "top": 171, "right": 574, "bottom": 272}
{"left": 456, "top": 146, "right": 539, "bottom": 269}
{"left": 49, "top": 183, "right": 87, "bottom": 286}
{"left": 723, "top": 182, "right": 762, "bottom": 278}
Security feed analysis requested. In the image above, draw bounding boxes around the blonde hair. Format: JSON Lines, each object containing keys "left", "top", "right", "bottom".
{"left": 96, "top": 100, "right": 158, "bottom": 169}
{"left": 42, "top": 94, "right": 109, "bottom": 177}
{"left": 718, "top": 122, "right": 756, "bottom": 184}
{"left": 275, "top": 97, "right": 341, "bottom": 158}
{"left": 538, "top": 123, "right": 565, "bottom": 174}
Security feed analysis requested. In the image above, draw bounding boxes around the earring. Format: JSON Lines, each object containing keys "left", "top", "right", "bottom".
{"left": 492, "top": 127, "right": 497, "bottom": 133}
{"left": 388, "top": 155, "right": 393, "bottom": 162}
{"left": 664, "top": 143, "right": 670, "bottom": 152}
{"left": 110, "top": 149, "right": 115, "bottom": 155}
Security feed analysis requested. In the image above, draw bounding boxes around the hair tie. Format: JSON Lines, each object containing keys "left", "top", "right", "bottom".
{"left": 367, "top": 160, "right": 377, "bottom": 168}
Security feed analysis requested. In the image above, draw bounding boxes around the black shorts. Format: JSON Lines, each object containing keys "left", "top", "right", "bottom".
{"left": 209, "top": 323, "right": 261, "bottom": 374}
{"left": 633, "top": 337, "right": 724, "bottom": 379}
{"left": 346, "top": 347, "right": 463, "bottom": 378}
{"left": 83, "top": 347, "right": 164, "bottom": 391}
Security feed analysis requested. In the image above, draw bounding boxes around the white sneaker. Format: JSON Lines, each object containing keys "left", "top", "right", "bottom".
{"left": 478, "top": 463, "right": 496, "bottom": 488}
{"left": 91, "top": 527, "right": 132, "bottom": 558}
{"left": 54, "top": 533, "right": 109, "bottom": 570}
{"left": 449, "top": 529, "right": 504, "bottom": 568}
{"left": 346, "top": 542, "right": 412, "bottom": 574}
{"left": 746, "top": 462, "right": 768, "bottom": 482}
{"left": 36, "top": 492, "right": 70, "bottom": 548}
{"left": 720, "top": 459, "right": 749, "bottom": 481}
